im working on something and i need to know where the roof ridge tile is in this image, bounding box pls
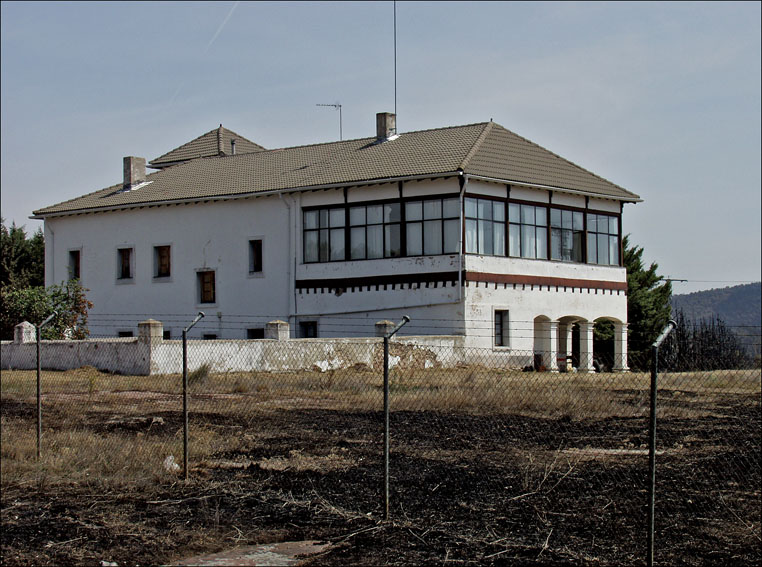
[458,121,494,171]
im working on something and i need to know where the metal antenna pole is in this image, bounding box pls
[316,103,343,140]
[394,0,397,118]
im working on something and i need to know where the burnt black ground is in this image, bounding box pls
[2,401,760,566]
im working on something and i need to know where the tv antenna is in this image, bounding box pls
[316,103,342,140]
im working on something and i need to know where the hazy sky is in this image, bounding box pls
[1,1,760,294]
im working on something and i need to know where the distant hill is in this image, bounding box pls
[671,282,761,328]
[671,282,761,356]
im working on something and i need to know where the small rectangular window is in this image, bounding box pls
[203,334,217,340]
[249,240,263,273]
[494,310,509,347]
[69,250,81,280]
[154,245,171,278]
[247,328,265,339]
[198,270,216,304]
[163,330,171,340]
[299,321,317,338]
[118,331,134,338]
[117,248,133,279]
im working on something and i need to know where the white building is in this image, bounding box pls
[33,114,639,371]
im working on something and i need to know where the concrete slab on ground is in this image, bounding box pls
[170,540,331,566]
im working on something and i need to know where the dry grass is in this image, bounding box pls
[2,365,759,489]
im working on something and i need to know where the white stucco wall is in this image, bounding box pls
[45,195,293,339]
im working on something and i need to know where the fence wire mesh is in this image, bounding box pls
[1,335,760,565]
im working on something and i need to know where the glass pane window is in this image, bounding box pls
[406,201,422,221]
[509,204,547,259]
[406,197,460,256]
[198,271,215,304]
[443,219,459,253]
[117,248,133,279]
[350,227,366,259]
[465,197,505,257]
[367,225,383,259]
[154,245,171,278]
[406,223,423,256]
[494,310,509,347]
[303,207,346,263]
[587,212,620,265]
[550,207,584,262]
[347,202,402,259]
[385,224,401,257]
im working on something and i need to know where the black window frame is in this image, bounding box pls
[587,212,620,266]
[117,247,133,280]
[550,208,584,263]
[465,196,507,256]
[494,310,509,347]
[249,239,263,273]
[154,245,171,278]
[299,321,318,338]
[68,250,81,280]
[197,270,216,304]
[247,328,265,339]
[405,196,460,256]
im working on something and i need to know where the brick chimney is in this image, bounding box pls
[376,112,397,142]
[123,156,146,188]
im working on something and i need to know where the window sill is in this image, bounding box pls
[116,278,135,285]
[153,276,173,283]
[247,271,265,279]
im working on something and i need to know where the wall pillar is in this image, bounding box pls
[547,321,559,373]
[138,319,163,345]
[14,321,36,344]
[265,320,290,340]
[579,321,596,373]
[613,322,629,372]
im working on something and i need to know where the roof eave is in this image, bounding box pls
[464,173,642,203]
[31,171,463,220]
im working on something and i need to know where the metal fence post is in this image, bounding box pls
[648,320,676,567]
[35,312,57,461]
[383,315,410,520]
[182,312,205,480]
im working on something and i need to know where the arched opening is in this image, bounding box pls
[533,315,551,371]
[593,317,626,372]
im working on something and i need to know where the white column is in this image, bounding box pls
[613,322,629,372]
[579,321,595,373]
[547,321,559,373]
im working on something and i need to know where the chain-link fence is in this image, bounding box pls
[1,328,760,565]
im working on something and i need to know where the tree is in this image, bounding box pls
[1,219,91,340]
[661,308,751,370]
[0,279,93,340]
[622,235,673,357]
[1,219,45,288]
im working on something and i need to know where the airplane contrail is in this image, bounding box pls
[205,1,240,53]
